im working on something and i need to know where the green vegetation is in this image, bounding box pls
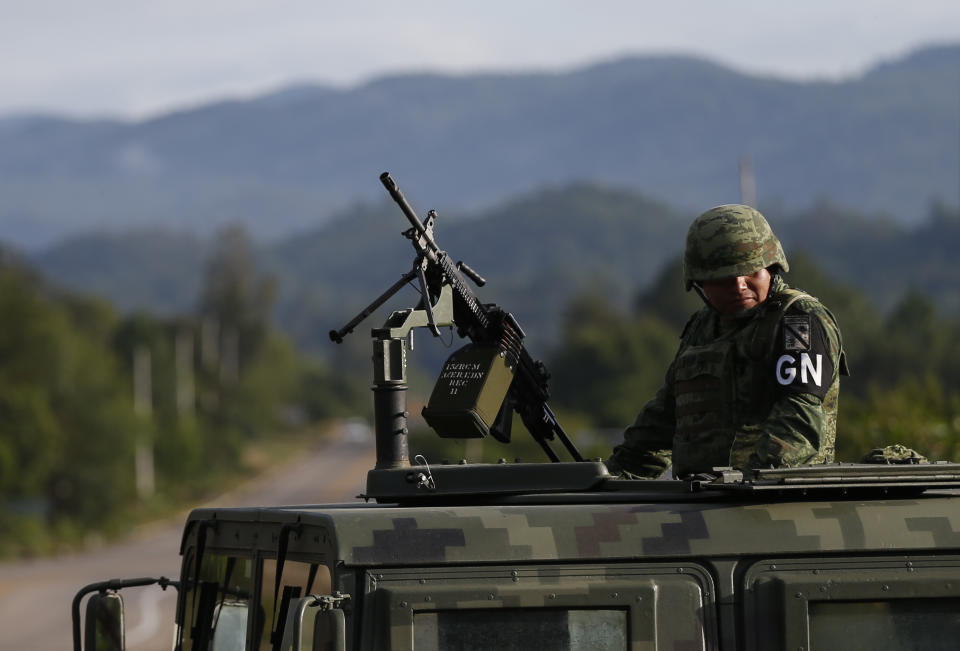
[0,227,368,558]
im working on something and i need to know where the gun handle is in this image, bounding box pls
[456,261,486,287]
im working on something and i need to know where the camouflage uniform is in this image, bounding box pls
[608,205,848,479]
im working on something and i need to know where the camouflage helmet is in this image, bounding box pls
[683,204,788,290]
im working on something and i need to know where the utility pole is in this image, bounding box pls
[220,326,239,385]
[201,317,219,372]
[133,345,155,500]
[201,317,219,410]
[175,328,195,416]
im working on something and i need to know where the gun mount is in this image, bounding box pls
[330,172,583,469]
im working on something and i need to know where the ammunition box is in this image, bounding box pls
[421,344,514,438]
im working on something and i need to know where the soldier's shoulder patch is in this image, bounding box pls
[774,312,833,400]
[782,314,811,351]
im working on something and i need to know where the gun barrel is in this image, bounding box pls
[380,172,439,258]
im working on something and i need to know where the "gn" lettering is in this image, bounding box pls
[776,353,823,387]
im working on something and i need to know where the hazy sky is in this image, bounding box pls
[5,1,960,119]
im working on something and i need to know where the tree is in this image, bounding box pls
[0,267,137,536]
[550,294,677,427]
[198,223,277,372]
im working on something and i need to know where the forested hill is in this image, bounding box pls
[29,184,960,356]
[2,44,959,248]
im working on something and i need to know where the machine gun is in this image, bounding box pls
[331,173,583,466]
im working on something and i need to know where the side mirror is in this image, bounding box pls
[310,609,346,651]
[72,576,179,651]
[84,592,125,651]
[282,594,348,651]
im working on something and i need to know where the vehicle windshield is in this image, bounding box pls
[178,551,254,651]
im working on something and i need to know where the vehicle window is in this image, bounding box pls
[257,558,332,651]
[371,562,714,651]
[413,607,627,651]
[809,598,960,649]
[744,556,960,651]
[179,552,255,651]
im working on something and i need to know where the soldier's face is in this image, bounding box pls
[701,268,771,314]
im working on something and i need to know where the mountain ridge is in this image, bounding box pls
[2,44,958,248]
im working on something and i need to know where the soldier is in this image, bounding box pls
[607,204,848,479]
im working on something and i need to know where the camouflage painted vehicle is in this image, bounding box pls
[75,460,960,650]
[72,176,960,649]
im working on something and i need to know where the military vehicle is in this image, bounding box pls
[74,176,960,651]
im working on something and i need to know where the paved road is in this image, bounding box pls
[0,433,374,651]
